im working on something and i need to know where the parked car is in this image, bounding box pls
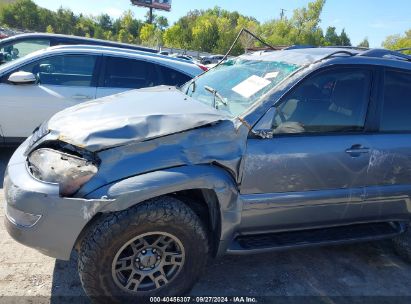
[0,33,158,64]
[169,53,209,71]
[0,45,202,145]
[170,54,193,61]
[5,47,411,300]
[0,27,19,40]
[201,54,225,65]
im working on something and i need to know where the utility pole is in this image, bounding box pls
[280,8,286,20]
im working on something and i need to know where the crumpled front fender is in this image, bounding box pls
[87,165,243,247]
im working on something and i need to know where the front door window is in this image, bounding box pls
[272,68,371,135]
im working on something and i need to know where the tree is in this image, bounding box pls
[191,14,219,52]
[38,8,56,32]
[357,37,370,48]
[140,23,161,46]
[104,30,114,41]
[120,10,140,36]
[236,16,260,51]
[163,12,197,49]
[214,16,236,54]
[55,7,77,34]
[290,0,326,45]
[261,0,327,47]
[162,7,259,55]
[116,10,142,43]
[97,14,112,31]
[383,30,411,53]
[46,24,54,33]
[324,26,340,45]
[163,24,187,49]
[156,16,169,31]
[93,26,104,39]
[75,15,96,37]
[0,0,40,30]
[339,29,351,46]
[0,0,357,55]
[261,19,293,46]
[118,28,133,43]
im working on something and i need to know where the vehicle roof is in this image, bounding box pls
[239,47,411,70]
[0,44,202,76]
[240,47,362,66]
[0,32,157,53]
[51,44,197,66]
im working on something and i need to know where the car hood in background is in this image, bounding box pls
[47,86,230,151]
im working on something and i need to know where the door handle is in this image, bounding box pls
[72,94,92,100]
[345,144,370,156]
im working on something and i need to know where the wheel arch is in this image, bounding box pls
[76,165,242,256]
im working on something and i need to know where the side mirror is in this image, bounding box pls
[8,71,37,85]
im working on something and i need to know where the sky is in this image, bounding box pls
[33,0,411,47]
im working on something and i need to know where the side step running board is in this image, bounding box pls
[227,222,406,255]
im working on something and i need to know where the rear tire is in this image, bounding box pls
[392,224,411,262]
[78,196,209,303]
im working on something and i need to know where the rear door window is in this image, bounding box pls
[102,56,159,89]
[380,70,411,132]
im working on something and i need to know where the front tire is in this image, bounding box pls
[78,196,209,302]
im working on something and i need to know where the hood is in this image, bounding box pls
[47,86,229,151]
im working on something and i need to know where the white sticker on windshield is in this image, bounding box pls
[264,71,279,79]
[232,75,271,98]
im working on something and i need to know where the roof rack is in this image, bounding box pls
[279,45,411,64]
[312,50,357,65]
[359,49,411,62]
[320,45,370,51]
[282,45,369,51]
[395,48,411,53]
[284,45,315,50]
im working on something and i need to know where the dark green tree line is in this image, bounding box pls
[0,0,160,45]
[0,0,377,54]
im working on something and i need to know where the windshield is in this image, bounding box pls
[0,46,48,73]
[0,39,50,64]
[181,58,300,117]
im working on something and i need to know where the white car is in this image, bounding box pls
[200,55,225,65]
[0,45,203,145]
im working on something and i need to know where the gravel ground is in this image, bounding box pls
[1,147,411,303]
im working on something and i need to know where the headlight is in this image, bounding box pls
[28,148,98,196]
[27,121,50,151]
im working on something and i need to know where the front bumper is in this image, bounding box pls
[4,140,112,260]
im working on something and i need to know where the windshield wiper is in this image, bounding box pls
[204,85,228,109]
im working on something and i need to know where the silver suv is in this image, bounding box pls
[4,47,411,301]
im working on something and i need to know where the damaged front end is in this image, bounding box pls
[4,138,113,260]
[4,86,248,260]
[27,145,99,196]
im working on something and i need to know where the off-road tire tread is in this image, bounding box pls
[78,196,209,302]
